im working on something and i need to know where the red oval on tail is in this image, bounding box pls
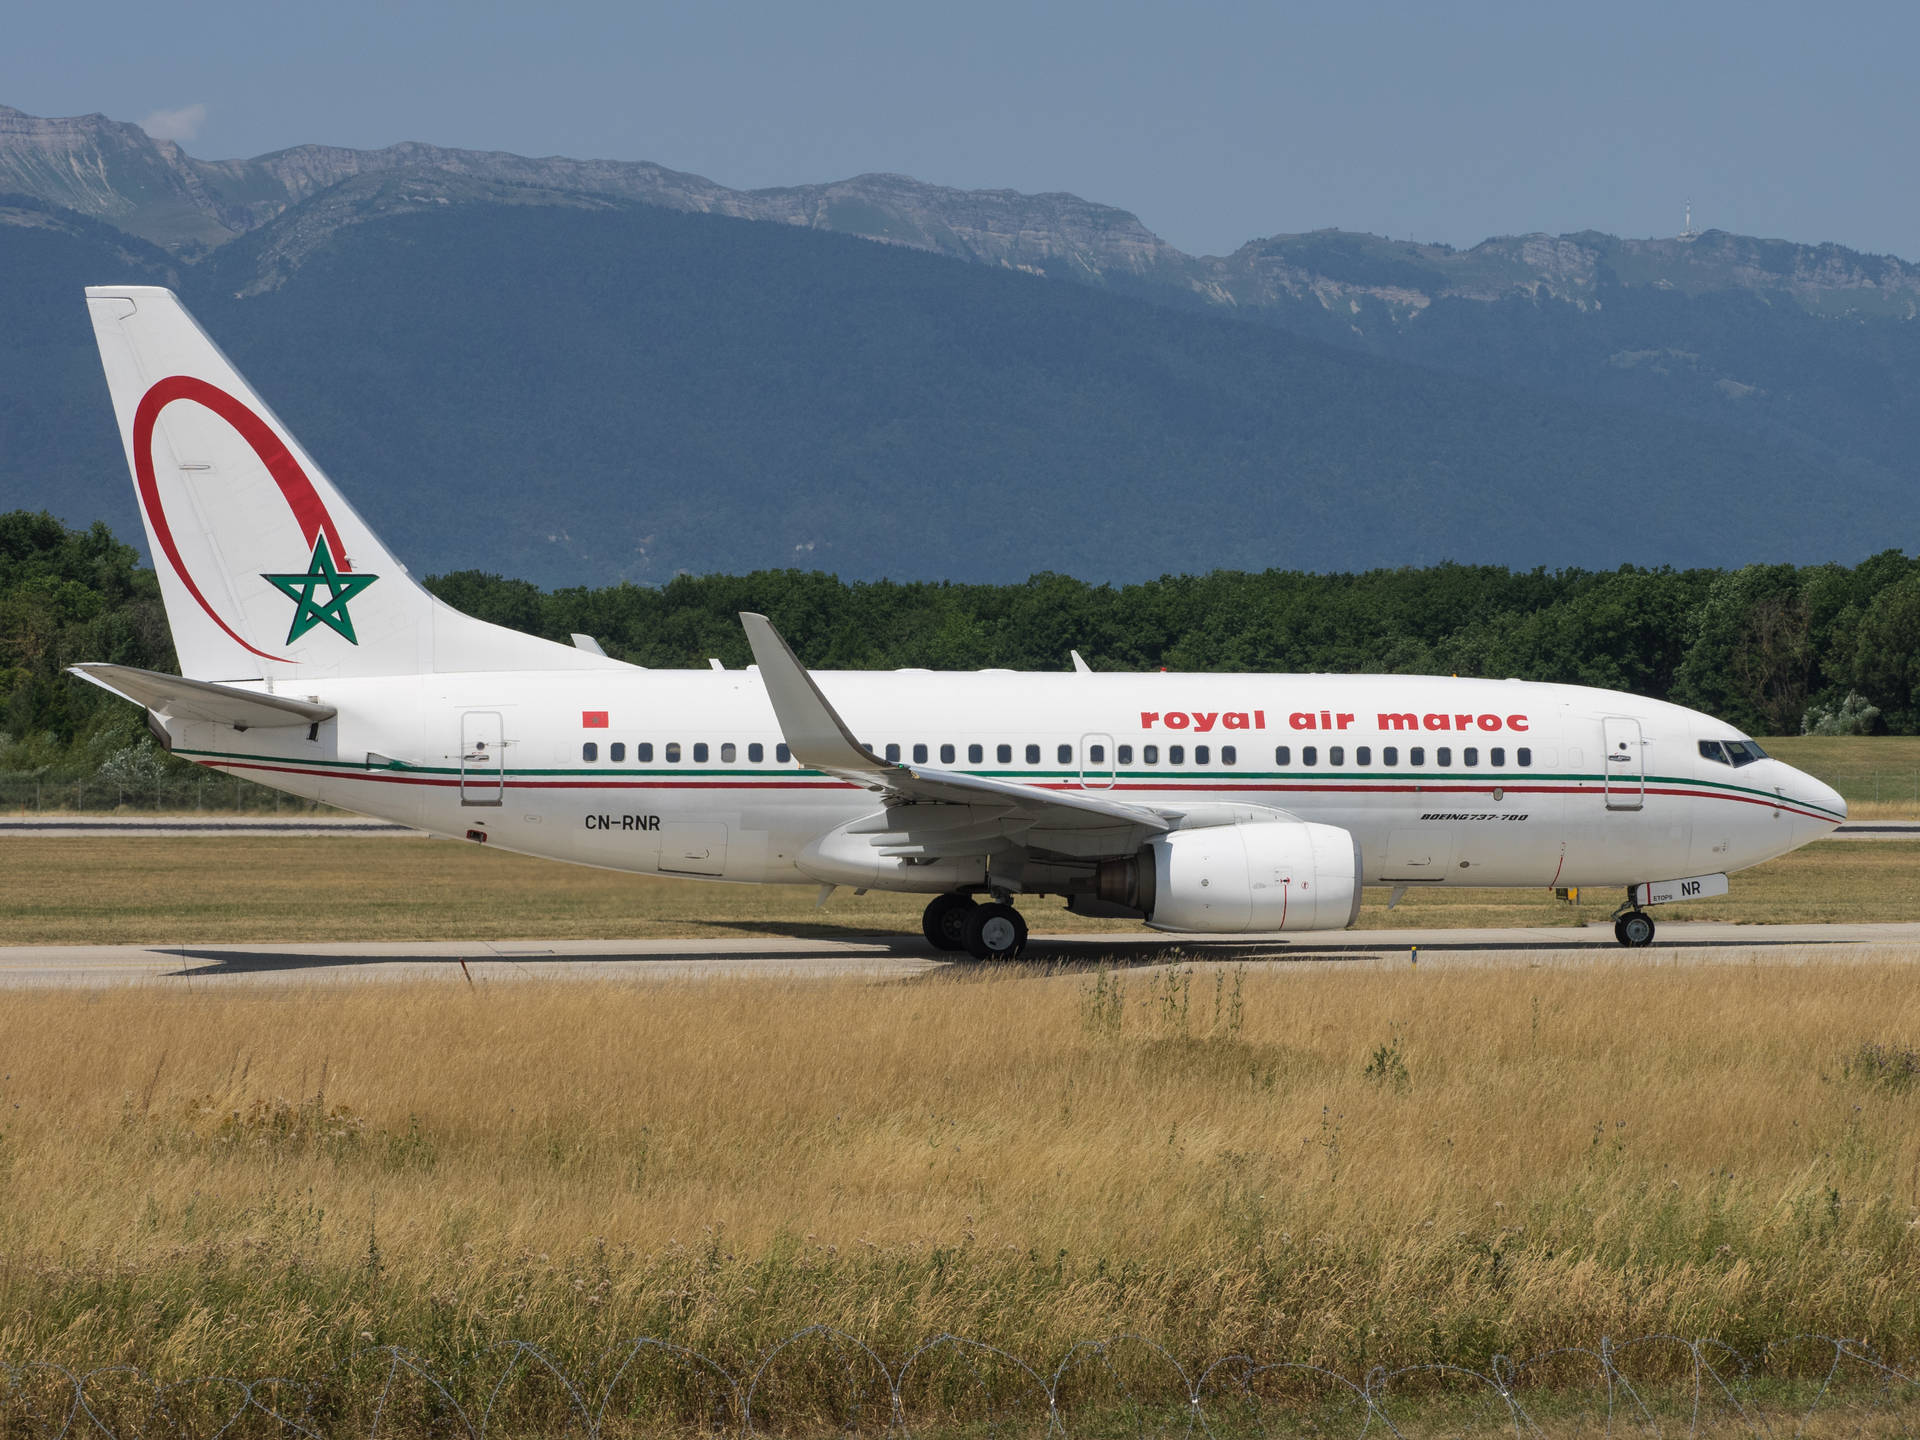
[132,376,351,664]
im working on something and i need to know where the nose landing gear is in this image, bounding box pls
[1613,908,1656,947]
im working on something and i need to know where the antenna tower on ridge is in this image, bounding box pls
[1680,200,1698,240]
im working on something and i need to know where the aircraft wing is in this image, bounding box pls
[740,612,1174,847]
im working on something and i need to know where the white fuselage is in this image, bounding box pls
[171,668,1845,898]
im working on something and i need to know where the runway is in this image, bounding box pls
[3,921,1918,987]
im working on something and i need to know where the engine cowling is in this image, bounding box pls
[1117,821,1362,933]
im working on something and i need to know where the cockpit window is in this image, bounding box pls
[1698,740,1729,765]
[1723,740,1766,767]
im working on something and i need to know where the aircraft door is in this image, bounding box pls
[1079,733,1116,789]
[1602,716,1644,811]
[460,711,504,806]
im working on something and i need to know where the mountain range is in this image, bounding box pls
[2,104,1916,585]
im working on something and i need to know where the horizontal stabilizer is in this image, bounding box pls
[68,663,335,729]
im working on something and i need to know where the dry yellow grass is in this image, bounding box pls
[3,835,1919,945]
[2,959,1919,1400]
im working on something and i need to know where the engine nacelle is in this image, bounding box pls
[1124,821,1362,933]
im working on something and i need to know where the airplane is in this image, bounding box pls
[69,286,1848,960]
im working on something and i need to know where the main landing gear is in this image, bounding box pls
[921,893,1028,962]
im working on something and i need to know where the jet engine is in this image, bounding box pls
[1092,821,1362,933]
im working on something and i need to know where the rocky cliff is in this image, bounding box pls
[0,105,1184,281]
[11,104,1915,321]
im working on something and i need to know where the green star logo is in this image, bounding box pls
[261,533,379,645]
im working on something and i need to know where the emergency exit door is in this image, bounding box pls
[460,711,504,806]
[1602,716,1644,811]
[1078,733,1116,789]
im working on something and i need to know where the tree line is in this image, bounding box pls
[4,510,1918,795]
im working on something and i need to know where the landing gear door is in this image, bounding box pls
[460,711,504,806]
[1602,716,1644,811]
[1079,733,1116,790]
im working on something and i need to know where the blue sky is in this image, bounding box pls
[7,0,1917,259]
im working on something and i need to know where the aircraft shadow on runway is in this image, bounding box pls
[156,928,1820,977]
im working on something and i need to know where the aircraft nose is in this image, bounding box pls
[1788,766,1846,831]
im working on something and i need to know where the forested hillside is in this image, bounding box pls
[4,189,1899,588]
[6,512,1917,806]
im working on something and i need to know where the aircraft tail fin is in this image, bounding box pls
[84,285,617,682]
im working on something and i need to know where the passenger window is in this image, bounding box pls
[582,742,598,762]
[1274,745,1291,765]
[720,742,736,763]
[997,744,1012,764]
[748,742,763,762]
[1222,745,1236,765]
[1144,744,1159,764]
[1169,745,1185,764]
[1464,747,1478,767]
[693,742,709,763]
[1490,747,1504,766]
[1057,743,1073,764]
[776,743,791,763]
[1303,746,1317,765]
[1090,744,1105,763]
[967,744,982,764]
[1437,747,1452,767]
[1517,747,1531,767]
[1025,744,1041,764]
[939,744,954,764]
[1195,745,1210,764]
[666,743,681,763]
[913,743,928,763]
[1329,746,1343,765]
[1118,744,1133,764]
[1383,746,1398,765]
[610,742,625,762]
[1356,746,1371,765]
[1411,746,1425,766]
[885,743,901,762]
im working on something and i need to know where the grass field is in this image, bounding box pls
[1,960,1919,1431]
[1760,735,1920,818]
[2,834,1918,945]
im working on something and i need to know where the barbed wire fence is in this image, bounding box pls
[6,1331,1918,1439]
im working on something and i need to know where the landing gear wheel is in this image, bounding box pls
[1616,911,1655,948]
[921,893,976,952]
[963,902,1028,962]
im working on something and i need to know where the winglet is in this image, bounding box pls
[739,613,884,775]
